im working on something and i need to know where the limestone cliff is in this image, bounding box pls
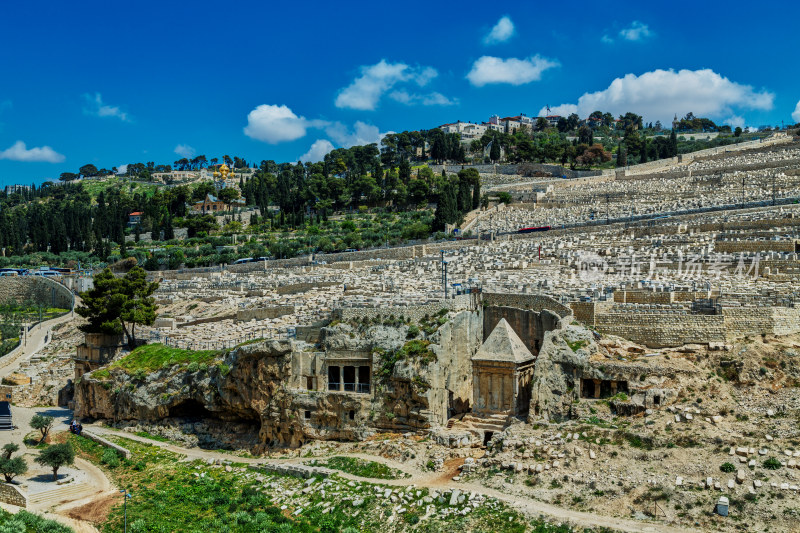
[528,323,599,422]
[73,310,483,451]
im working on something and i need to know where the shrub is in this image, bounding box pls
[101,448,121,468]
[406,325,420,339]
[720,462,736,473]
[763,457,782,470]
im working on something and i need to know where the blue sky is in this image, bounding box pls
[1,0,798,185]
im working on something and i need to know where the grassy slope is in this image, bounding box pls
[65,433,598,533]
[107,343,224,373]
[0,509,72,532]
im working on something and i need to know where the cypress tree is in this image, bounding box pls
[490,139,500,163]
[640,139,648,164]
[163,216,174,240]
[669,130,678,157]
[472,179,481,210]
[617,144,627,167]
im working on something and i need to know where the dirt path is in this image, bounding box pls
[88,425,696,533]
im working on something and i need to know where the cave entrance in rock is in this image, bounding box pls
[169,399,213,419]
[483,431,493,447]
[581,379,595,398]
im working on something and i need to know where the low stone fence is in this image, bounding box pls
[276,282,338,295]
[0,482,26,507]
[250,463,331,479]
[713,240,796,254]
[177,314,236,328]
[236,306,295,322]
[81,430,132,459]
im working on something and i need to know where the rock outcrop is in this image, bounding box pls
[74,310,484,451]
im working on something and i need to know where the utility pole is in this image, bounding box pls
[772,174,776,206]
[443,261,449,300]
[120,489,132,532]
[741,175,746,209]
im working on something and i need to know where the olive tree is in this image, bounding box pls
[36,443,75,481]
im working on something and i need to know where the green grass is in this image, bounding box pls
[566,339,588,352]
[135,430,170,442]
[307,456,407,479]
[108,343,224,373]
[66,432,567,533]
[91,368,111,380]
[0,509,72,532]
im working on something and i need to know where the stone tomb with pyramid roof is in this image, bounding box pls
[471,318,536,417]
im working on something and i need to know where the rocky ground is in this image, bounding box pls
[99,332,800,532]
[8,318,84,408]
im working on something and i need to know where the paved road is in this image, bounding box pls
[0,311,107,532]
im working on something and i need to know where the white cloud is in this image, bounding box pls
[389,90,459,106]
[538,104,578,117]
[83,93,130,122]
[325,121,383,148]
[243,104,328,144]
[792,100,800,123]
[174,144,196,158]
[298,139,335,163]
[601,34,614,44]
[116,164,128,175]
[484,16,515,45]
[619,21,652,41]
[725,115,745,129]
[0,140,65,163]
[335,60,440,110]
[467,55,559,87]
[540,68,774,124]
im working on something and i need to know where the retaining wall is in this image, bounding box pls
[177,314,236,328]
[81,430,132,459]
[236,306,296,322]
[332,295,475,323]
[0,276,73,310]
[482,292,572,318]
[713,240,796,254]
[595,312,727,348]
[0,483,26,507]
[431,163,601,179]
